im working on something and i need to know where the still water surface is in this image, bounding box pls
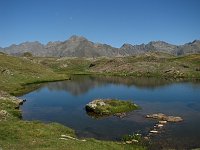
[21,76,200,149]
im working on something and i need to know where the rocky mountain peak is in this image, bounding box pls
[148,41,170,46]
[46,41,61,47]
[68,35,88,42]
[120,43,134,49]
[191,40,200,44]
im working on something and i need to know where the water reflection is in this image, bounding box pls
[20,76,200,149]
[45,75,199,96]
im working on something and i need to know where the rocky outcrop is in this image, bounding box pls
[0,91,26,120]
[0,91,25,106]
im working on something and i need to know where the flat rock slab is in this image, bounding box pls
[146,113,183,122]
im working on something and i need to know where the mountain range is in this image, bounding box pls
[0,35,200,57]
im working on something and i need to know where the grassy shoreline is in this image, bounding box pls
[0,53,145,149]
[0,91,145,150]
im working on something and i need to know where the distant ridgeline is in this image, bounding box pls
[0,35,200,57]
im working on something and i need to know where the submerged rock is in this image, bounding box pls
[114,112,126,118]
[159,120,167,124]
[157,124,164,128]
[146,113,183,138]
[150,130,159,134]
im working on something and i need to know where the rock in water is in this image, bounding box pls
[150,130,159,133]
[114,112,126,118]
[85,99,139,117]
[146,113,183,122]
[157,124,164,128]
[159,120,167,124]
[167,116,183,122]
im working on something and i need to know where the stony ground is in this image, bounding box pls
[36,52,200,79]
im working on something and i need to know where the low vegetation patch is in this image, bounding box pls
[122,133,142,143]
[85,99,140,117]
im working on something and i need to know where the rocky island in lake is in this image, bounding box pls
[85,99,140,117]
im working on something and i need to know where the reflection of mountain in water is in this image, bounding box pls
[46,76,105,96]
[45,76,199,96]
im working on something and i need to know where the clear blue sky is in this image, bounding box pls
[0,0,200,48]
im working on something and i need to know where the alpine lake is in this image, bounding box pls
[20,75,200,149]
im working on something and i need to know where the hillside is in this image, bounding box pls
[0,36,200,57]
[37,52,200,79]
[0,53,68,95]
[89,53,200,78]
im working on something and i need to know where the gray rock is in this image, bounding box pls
[0,110,8,120]
[86,99,106,109]
[146,113,183,122]
[114,112,126,118]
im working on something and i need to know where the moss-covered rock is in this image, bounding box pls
[85,99,140,117]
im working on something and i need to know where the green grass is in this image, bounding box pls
[0,53,69,95]
[38,57,92,75]
[122,133,142,143]
[86,99,140,116]
[0,121,145,150]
